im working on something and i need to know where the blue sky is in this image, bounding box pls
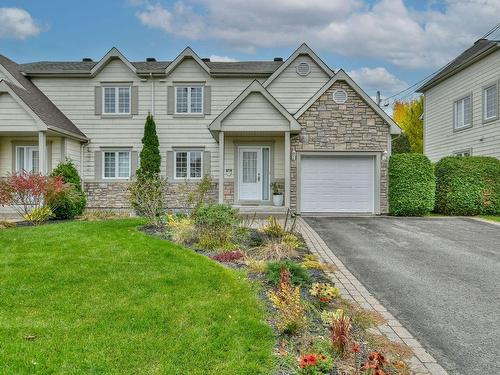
[1,0,499,106]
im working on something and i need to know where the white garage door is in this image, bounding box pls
[300,156,375,213]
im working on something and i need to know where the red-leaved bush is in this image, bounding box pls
[0,171,68,217]
[211,250,245,263]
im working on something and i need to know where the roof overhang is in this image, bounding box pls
[0,80,88,141]
[209,80,301,138]
[263,43,335,88]
[294,70,401,135]
[90,47,137,77]
[417,42,500,92]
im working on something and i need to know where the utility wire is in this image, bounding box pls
[380,21,500,107]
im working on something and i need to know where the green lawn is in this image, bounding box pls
[0,220,274,375]
[480,215,500,222]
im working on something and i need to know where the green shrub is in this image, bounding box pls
[435,156,500,215]
[136,114,161,180]
[49,160,86,219]
[193,203,241,250]
[266,260,311,286]
[389,154,435,216]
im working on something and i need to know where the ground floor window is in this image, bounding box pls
[16,146,40,173]
[103,151,131,179]
[454,149,472,157]
[175,150,203,179]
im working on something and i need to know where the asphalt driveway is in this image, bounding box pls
[304,217,500,375]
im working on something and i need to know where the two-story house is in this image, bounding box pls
[418,39,500,161]
[0,44,400,215]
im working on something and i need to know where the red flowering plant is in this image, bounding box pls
[211,250,245,263]
[297,353,333,375]
[360,351,390,375]
[0,171,69,224]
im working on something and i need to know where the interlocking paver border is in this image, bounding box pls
[296,217,448,375]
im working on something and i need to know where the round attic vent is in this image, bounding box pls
[296,62,310,76]
[333,89,348,104]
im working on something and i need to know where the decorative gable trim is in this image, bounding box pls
[263,43,334,88]
[164,47,211,77]
[209,80,301,137]
[294,70,401,135]
[0,80,47,130]
[90,47,137,77]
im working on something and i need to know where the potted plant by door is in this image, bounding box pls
[271,182,284,206]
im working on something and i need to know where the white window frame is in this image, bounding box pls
[453,94,472,130]
[174,150,203,180]
[174,86,204,114]
[102,86,131,115]
[482,83,498,122]
[15,145,44,173]
[102,150,131,180]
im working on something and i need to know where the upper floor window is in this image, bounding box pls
[174,150,202,179]
[103,150,131,179]
[454,95,472,130]
[483,84,498,121]
[175,86,203,114]
[103,86,131,115]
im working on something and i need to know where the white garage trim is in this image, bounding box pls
[297,151,382,215]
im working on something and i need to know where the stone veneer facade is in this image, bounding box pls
[291,80,390,213]
[85,181,217,210]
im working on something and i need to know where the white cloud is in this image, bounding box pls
[209,55,238,62]
[0,7,42,39]
[348,67,408,96]
[133,0,500,69]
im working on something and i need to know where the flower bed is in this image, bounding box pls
[145,207,414,374]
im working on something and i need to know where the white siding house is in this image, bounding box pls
[419,39,500,161]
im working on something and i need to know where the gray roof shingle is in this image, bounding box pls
[417,39,500,92]
[20,60,284,75]
[0,55,87,139]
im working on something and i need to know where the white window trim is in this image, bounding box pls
[174,86,204,115]
[15,145,43,173]
[102,86,131,115]
[174,150,203,180]
[102,150,131,180]
[482,83,498,122]
[453,94,472,130]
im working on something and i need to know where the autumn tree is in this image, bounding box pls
[392,96,424,153]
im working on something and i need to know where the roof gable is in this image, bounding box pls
[294,70,401,135]
[209,80,301,135]
[0,80,46,129]
[164,47,210,77]
[90,47,137,77]
[263,43,334,88]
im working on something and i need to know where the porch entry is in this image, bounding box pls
[238,146,270,201]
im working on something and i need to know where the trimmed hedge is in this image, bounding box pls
[434,156,500,215]
[389,154,435,216]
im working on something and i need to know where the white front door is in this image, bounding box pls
[239,147,262,200]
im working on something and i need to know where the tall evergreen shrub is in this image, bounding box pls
[136,114,161,180]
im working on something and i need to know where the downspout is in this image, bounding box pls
[150,72,154,115]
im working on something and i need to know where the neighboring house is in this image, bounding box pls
[0,44,400,215]
[418,39,500,161]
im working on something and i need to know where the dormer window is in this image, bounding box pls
[175,86,203,114]
[103,86,131,115]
